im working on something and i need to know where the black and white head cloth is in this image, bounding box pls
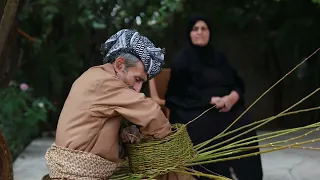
[101,29,165,80]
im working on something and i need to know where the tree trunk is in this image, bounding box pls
[0,0,20,59]
[0,0,20,87]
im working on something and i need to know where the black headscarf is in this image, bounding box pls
[186,13,214,45]
[181,13,224,68]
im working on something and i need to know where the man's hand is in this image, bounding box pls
[120,125,141,143]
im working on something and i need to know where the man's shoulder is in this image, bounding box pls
[80,64,116,80]
[70,64,119,90]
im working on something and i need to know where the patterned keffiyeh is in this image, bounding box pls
[101,29,165,80]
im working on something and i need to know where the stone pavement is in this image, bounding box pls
[13,130,320,180]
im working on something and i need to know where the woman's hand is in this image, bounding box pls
[219,91,240,112]
[210,91,240,112]
[210,97,225,109]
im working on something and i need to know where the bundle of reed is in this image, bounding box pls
[110,48,320,180]
[111,112,320,179]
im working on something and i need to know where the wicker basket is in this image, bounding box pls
[0,131,13,180]
[125,123,195,176]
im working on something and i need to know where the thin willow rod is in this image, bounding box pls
[195,123,320,158]
[184,106,216,126]
[272,145,320,150]
[193,142,296,163]
[194,128,320,163]
[110,175,131,180]
[194,145,268,163]
[187,137,320,166]
[109,174,132,180]
[177,166,228,179]
[207,122,320,155]
[192,137,318,164]
[216,48,319,136]
[194,106,320,150]
[172,169,231,180]
[198,165,227,178]
[110,171,136,180]
[223,122,320,148]
[196,87,320,153]
[196,88,320,152]
[193,125,320,162]
[194,107,316,151]
[120,106,320,179]
[110,172,144,180]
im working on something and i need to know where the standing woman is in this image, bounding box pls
[165,14,263,180]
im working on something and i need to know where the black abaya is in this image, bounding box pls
[165,14,263,180]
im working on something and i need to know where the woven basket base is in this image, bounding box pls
[125,123,195,177]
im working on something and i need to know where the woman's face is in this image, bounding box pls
[190,20,210,47]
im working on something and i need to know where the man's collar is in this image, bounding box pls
[102,63,117,76]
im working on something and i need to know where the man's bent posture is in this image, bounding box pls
[45,29,172,179]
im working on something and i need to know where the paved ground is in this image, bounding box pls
[13,130,320,180]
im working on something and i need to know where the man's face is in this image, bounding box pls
[113,57,147,92]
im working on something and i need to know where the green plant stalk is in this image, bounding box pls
[183,166,233,179]
[194,126,320,162]
[110,175,131,180]
[215,48,319,137]
[110,174,144,180]
[271,145,320,150]
[196,88,320,153]
[192,139,314,165]
[226,124,320,148]
[73,126,320,180]
[195,123,320,158]
[184,106,216,126]
[201,122,320,157]
[187,137,320,166]
[194,106,320,150]
[172,169,231,180]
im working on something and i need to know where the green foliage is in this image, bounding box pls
[16,0,183,124]
[0,82,55,159]
[13,0,319,132]
[312,0,320,4]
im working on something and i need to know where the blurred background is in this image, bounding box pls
[0,0,319,179]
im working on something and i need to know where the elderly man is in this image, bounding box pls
[45,29,175,179]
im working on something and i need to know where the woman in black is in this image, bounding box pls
[165,14,263,180]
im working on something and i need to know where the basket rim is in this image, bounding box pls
[126,123,187,147]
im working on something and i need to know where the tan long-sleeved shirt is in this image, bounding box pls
[55,63,171,163]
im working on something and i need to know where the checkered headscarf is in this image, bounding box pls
[101,29,165,80]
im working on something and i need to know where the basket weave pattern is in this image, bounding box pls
[125,124,195,176]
